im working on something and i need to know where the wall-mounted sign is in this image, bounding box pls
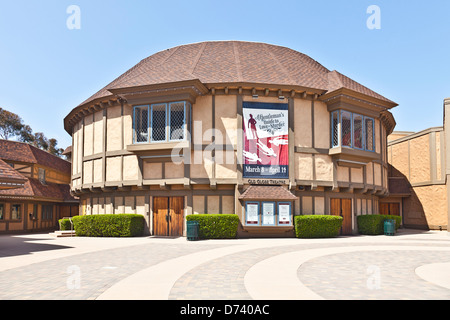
[262,202,276,226]
[245,178,288,186]
[244,201,293,227]
[278,202,291,225]
[246,202,259,225]
[243,102,289,179]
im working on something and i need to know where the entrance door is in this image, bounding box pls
[330,198,353,235]
[153,197,184,236]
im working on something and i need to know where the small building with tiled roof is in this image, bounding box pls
[64,41,397,237]
[0,140,78,233]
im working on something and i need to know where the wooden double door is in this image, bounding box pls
[153,197,184,236]
[380,203,400,216]
[330,198,353,235]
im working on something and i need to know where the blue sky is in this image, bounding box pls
[0,0,449,149]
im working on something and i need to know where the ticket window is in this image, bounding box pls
[245,201,292,226]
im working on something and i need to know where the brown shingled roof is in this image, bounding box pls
[239,185,298,201]
[77,41,395,108]
[0,177,77,202]
[0,159,26,189]
[0,140,71,174]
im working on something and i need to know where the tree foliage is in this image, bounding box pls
[0,107,65,157]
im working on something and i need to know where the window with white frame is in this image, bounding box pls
[133,101,188,143]
[331,110,375,152]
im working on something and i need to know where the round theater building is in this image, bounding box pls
[64,41,397,237]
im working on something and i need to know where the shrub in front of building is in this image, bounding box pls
[357,214,401,235]
[59,218,73,231]
[72,214,145,237]
[186,214,239,239]
[294,215,343,238]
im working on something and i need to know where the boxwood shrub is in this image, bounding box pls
[72,214,145,237]
[294,215,343,238]
[186,214,239,239]
[357,214,401,235]
[59,218,73,231]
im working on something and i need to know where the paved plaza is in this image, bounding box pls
[0,229,450,300]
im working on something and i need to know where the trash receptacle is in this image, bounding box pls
[186,221,199,241]
[384,219,396,236]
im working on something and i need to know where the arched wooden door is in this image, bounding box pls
[330,198,353,235]
[153,197,184,236]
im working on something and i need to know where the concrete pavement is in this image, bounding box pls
[0,229,449,300]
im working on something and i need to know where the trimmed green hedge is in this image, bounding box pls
[357,214,401,235]
[186,214,239,239]
[59,218,73,231]
[72,214,145,237]
[294,215,343,238]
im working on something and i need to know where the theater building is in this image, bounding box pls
[0,140,78,233]
[64,41,397,237]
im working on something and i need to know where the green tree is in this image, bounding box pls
[0,107,66,158]
[0,108,24,140]
[48,138,64,157]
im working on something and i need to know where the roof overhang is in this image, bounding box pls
[320,87,398,110]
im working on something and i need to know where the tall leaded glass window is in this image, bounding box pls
[169,102,185,141]
[330,110,375,152]
[353,114,363,149]
[331,111,340,147]
[151,103,167,142]
[365,117,375,151]
[134,106,149,143]
[341,111,352,147]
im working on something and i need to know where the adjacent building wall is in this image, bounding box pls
[388,127,447,229]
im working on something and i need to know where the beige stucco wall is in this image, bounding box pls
[315,154,333,181]
[106,157,121,182]
[409,134,430,184]
[351,167,363,184]
[84,115,93,157]
[143,162,162,179]
[404,184,447,228]
[165,161,184,179]
[294,99,312,148]
[123,155,139,181]
[107,105,122,152]
[192,95,212,144]
[301,196,313,214]
[295,154,313,180]
[123,105,133,149]
[193,195,204,214]
[215,95,237,147]
[337,166,349,182]
[390,140,409,178]
[93,111,103,155]
[191,150,213,179]
[215,150,237,179]
[314,101,330,149]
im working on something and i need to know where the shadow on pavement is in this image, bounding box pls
[0,235,73,258]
